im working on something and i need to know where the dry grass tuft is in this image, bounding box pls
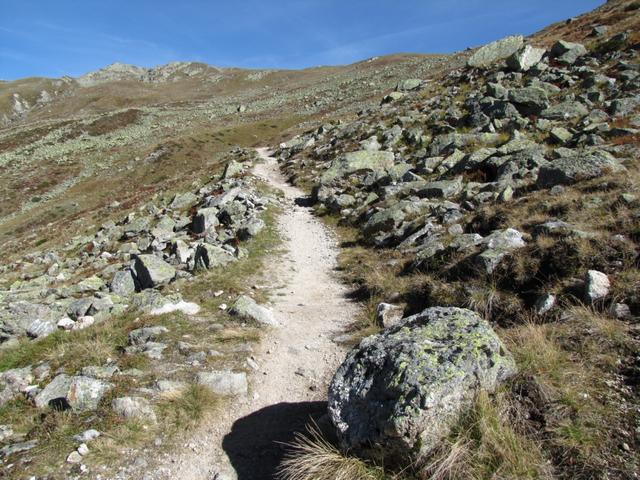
[278,425,385,480]
[422,392,551,480]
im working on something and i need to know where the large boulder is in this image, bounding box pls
[467,35,524,68]
[328,307,516,465]
[537,152,625,188]
[320,151,395,185]
[34,375,112,412]
[133,254,176,289]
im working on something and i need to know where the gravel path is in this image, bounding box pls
[140,148,358,480]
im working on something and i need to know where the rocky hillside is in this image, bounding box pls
[275,6,640,480]
[0,0,639,479]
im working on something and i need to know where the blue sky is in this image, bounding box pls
[1,0,603,80]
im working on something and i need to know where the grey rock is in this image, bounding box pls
[192,207,220,234]
[375,303,404,328]
[0,367,33,406]
[416,178,464,199]
[540,101,588,120]
[507,45,545,71]
[611,303,631,320]
[169,192,198,210]
[381,92,405,104]
[194,243,235,270]
[550,40,587,65]
[237,217,265,240]
[508,87,549,115]
[133,254,176,289]
[396,79,422,91]
[481,228,526,250]
[537,152,625,188]
[0,425,13,442]
[196,371,248,396]
[68,297,94,319]
[112,396,157,423]
[80,365,119,380]
[610,97,640,117]
[26,319,56,338]
[34,374,112,412]
[585,270,610,302]
[320,151,395,184]
[550,127,573,144]
[534,293,557,315]
[1,440,38,457]
[73,429,101,443]
[328,307,516,465]
[110,269,137,296]
[468,35,524,68]
[229,295,278,326]
[128,326,168,345]
[222,160,245,179]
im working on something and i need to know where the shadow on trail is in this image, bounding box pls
[222,401,328,480]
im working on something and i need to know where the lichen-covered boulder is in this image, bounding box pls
[110,269,137,296]
[537,152,625,188]
[320,151,395,185]
[328,307,516,465]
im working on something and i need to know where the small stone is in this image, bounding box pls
[112,396,157,423]
[77,443,89,456]
[0,425,13,442]
[57,317,75,330]
[534,294,556,315]
[67,451,82,463]
[585,270,610,302]
[73,429,101,443]
[611,303,631,320]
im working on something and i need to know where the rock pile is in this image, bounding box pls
[0,150,268,345]
[277,32,637,282]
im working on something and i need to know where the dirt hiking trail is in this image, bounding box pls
[144,148,359,480]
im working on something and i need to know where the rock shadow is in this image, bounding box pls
[222,401,328,480]
[293,196,314,208]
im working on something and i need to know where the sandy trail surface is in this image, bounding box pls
[142,148,358,480]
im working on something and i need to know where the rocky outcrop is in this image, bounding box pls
[328,307,516,465]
